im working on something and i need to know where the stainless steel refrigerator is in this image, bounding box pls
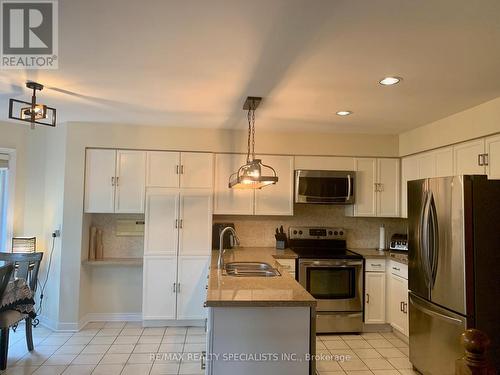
[408,175,500,375]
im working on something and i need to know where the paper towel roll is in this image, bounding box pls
[378,225,385,250]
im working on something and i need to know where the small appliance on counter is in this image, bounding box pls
[274,225,287,249]
[212,223,235,249]
[389,233,408,251]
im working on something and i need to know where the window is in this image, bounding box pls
[0,154,9,251]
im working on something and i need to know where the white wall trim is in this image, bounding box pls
[77,313,143,331]
[0,147,16,252]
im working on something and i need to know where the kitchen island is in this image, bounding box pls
[205,247,316,375]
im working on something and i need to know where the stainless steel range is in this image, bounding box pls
[289,226,363,333]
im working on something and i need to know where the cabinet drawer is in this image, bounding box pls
[365,258,386,272]
[389,260,408,280]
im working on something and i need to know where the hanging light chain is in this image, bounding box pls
[247,107,252,163]
[251,105,256,160]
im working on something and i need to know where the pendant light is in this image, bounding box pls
[8,81,56,129]
[229,96,278,189]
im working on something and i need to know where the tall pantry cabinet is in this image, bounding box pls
[142,152,214,324]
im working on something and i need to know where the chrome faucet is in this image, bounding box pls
[218,226,240,269]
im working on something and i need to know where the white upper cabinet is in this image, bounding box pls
[84,149,116,213]
[352,158,377,217]
[377,158,400,217]
[146,151,180,188]
[400,155,419,218]
[347,158,399,217]
[254,155,294,216]
[294,156,355,171]
[176,256,209,320]
[144,188,180,256]
[180,152,214,188]
[115,150,147,213]
[178,190,213,256]
[485,134,500,179]
[453,139,486,175]
[401,147,453,218]
[84,149,146,213]
[146,151,213,189]
[434,147,454,177]
[214,154,254,215]
[142,256,177,320]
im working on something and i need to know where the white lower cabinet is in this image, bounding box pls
[142,256,177,320]
[143,256,209,321]
[364,258,386,324]
[177,256,209,320]
[387,262,409,336]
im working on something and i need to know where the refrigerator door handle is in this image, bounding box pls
[420,191,433,288]
[428,193,439,288]
[410,294,463,325]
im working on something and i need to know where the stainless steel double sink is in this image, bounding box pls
[224,262,281,277]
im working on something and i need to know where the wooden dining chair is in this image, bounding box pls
[0,253,43,370]
[0,264,15,370]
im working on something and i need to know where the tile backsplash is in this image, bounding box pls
[89,214,144,259]
[215,204,407,249]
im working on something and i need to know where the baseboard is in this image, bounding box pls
[37,314,59,331]
[362,323,392,333]
[39,313,204,332]
[78,313,142,330]
[142,319,205,328]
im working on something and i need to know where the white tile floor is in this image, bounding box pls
[315,332,419,375]
[0,321,205,375]
[1,322,420,375]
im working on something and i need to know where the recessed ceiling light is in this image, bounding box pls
[336,110,352,116]
[379,76,402,86]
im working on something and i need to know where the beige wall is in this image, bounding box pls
[399,97,500,156]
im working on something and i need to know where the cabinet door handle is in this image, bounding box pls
[201,351,206,370]
[115,176,119,186]
[366,293,370,304]
[179,219,183,229]
[478,154,484,166]
[374,183,379,192]
[400,301,404,312]
[371,264,382,267]
[483,153,489,166]
[111,177,115,186]
[177,283,180,293]
[175,219,178,229]
[392,266,401,271]
[378,183,384,192]
[172,283,176,293]
[176,165,180,174]
[180,165,184,174]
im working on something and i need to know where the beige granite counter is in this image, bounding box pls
[350,248,408,265]
[206,247,315,308]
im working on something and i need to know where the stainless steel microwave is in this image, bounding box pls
[295,170,355,204]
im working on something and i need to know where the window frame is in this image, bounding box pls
[0,148,16,252]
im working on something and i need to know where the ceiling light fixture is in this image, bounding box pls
[229,96,278,189]
[379,76,402,86]
[9,81,56,129]
[336,110,352,116]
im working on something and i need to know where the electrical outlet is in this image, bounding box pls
[52,229,61,238]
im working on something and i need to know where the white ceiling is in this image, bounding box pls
[1,0,500,134]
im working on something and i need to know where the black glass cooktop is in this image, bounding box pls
[291,247,363,259]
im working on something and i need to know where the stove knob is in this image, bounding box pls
[328,231,333,235]
[298,230,303,235]
[293,230,297,235]
[339,231,344,236]
[334,231,338,236]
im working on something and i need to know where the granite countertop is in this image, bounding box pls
[205,247,315,308]
[350,248,408,265]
